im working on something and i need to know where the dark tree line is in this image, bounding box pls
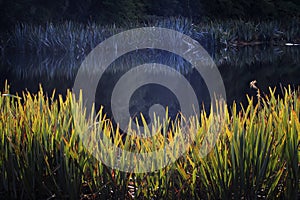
[0,0,299,29]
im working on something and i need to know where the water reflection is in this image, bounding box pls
[0,46,299,115]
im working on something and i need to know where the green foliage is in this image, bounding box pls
[0,82,299,199]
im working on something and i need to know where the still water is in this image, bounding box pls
[0,44,299,123]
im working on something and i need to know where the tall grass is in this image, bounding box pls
[2,17,300,54]
[6,17,201,54]
[0,82,299,199]
[196,18,300,46]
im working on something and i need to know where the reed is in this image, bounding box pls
[196,18,300,46]
[0,82,299,199]
[3,17,299,54]
[6,17,200,54]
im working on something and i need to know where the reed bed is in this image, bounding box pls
[196,18,300,46]
[2,17,300,54]
[0,83,299,199]
[5,17,201,55]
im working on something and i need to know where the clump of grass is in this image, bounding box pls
[0,82,299,199]
[6,17,199,54]
[196,18,300,46]
[3,17,300,54]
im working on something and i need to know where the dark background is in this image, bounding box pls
[1,0,300,30]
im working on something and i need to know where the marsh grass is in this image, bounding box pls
[196,18,300,46]
[0,82,299,199]
[2,17,300,54]
[5,17,201,55]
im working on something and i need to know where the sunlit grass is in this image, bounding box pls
[0,82,299,199]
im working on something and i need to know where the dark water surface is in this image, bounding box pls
[0,45,299,123]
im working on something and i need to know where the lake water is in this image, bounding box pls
[0,44,299,124]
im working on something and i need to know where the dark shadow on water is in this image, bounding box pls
[94,49,210,127]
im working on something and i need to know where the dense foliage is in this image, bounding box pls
[0,83,299,199]
[1,0,300,30]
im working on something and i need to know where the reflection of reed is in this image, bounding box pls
[7,53,80,80]
[3,46,300,80]
[6,49,196,79]
[215,46,300,66]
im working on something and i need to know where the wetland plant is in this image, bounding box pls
[0,83,299,199]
